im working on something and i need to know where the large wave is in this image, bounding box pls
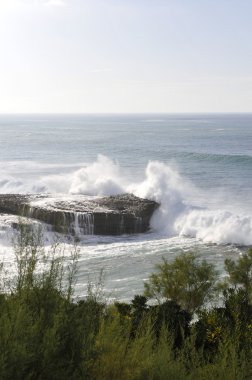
[0,155,251,245]
[128,159,252,246]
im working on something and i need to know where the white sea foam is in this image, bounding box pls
[128,160,252,245]
[128,161,189,234]
[176,210,252,245]
[69,155,125,196]
[0,155,251,246]
[0,177,47,194]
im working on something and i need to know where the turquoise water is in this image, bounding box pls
[0,114,251,300]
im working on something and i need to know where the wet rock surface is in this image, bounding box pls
[0,194,159,235]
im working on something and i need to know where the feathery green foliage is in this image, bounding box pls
[224,248,252,300]
[144,252,218,312]
[0,226,250,379]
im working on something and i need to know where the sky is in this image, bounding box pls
[0,0,252,113]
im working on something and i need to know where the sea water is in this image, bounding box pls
[0,114,251,300]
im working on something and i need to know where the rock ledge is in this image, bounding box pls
[0,194,159,235]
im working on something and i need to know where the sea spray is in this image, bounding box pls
[69,155,125,196]
[42,156,252,246]
[175,209,252,245]
[129,161,189,235]
[130,160,252,245]
[0,154,251,245]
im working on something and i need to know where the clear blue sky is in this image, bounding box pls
[0,0,252,113]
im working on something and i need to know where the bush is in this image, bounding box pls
[144,252,218,313]
[224,248,252,301]
[0,224,250,379]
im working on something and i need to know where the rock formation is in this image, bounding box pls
[0,194,159,236]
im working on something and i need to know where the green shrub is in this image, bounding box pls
[0,224,250,379]
[224,248,252,301]
[144,252,218,313]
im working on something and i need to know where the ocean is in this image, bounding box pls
[0,113,251,301]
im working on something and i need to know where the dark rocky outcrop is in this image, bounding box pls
[0,194,159,236]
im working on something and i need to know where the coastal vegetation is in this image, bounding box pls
[0,224,251,379]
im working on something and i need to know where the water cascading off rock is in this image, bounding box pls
[0,194,159,236]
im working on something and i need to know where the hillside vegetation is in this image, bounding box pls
[0,224,251,380]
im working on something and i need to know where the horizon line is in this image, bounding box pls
[1,111,252,116]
